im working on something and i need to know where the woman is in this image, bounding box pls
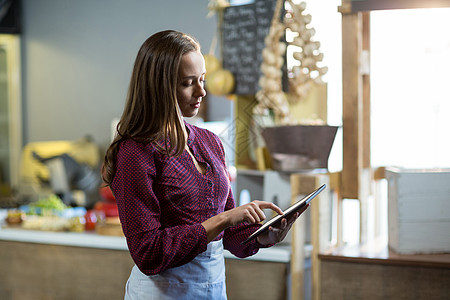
[102,30,306,300]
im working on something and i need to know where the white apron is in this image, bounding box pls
[124,240,227,300]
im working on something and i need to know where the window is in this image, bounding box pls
[371,8,450,169]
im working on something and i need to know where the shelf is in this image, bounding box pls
[319,238,450,269]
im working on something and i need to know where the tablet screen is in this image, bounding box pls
[241,183,326,245]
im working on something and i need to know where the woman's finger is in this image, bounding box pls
[284,204,309,224]
[253,200,283,215]
[252,202,268,221]
[281,218,288,229]
[243,202,265,223]
[286,211,301,224]
[243,211,256,224]
[268,226,280,233]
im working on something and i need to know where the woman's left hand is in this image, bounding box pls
[256,204,310,246]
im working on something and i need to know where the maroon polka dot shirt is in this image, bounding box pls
[111,122,267,275]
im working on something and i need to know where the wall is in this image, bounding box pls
[21,0,217,151]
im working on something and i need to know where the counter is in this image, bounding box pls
[318,239,450,299]
[0,227,292,263]
[0,227,299,300]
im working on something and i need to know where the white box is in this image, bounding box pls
[386,167,450,254]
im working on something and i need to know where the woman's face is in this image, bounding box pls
[177,50,207,118]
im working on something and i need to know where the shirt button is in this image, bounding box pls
[207,181,213,187]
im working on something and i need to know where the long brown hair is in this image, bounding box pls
[102,30,201,185]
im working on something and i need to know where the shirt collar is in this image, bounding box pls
[184,120,196,144]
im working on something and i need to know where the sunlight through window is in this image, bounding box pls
[371,8,450,169]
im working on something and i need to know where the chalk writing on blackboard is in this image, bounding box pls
[222,0,285,95]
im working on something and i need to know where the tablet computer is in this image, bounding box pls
[241,183,326,245]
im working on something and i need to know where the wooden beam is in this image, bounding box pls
[290,174,316,300]
[340,1,372,201]
[351,0,450,12]
[362,12,371,170]
[359,12,372,244]
[341,11,362,199]
[290,174,307,300]
[291,173,332,300]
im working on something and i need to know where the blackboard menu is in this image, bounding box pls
[221,0,282,95]
[0,0,20,33]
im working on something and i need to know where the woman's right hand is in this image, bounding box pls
[222,200,283,227]
[201,200,283,243]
